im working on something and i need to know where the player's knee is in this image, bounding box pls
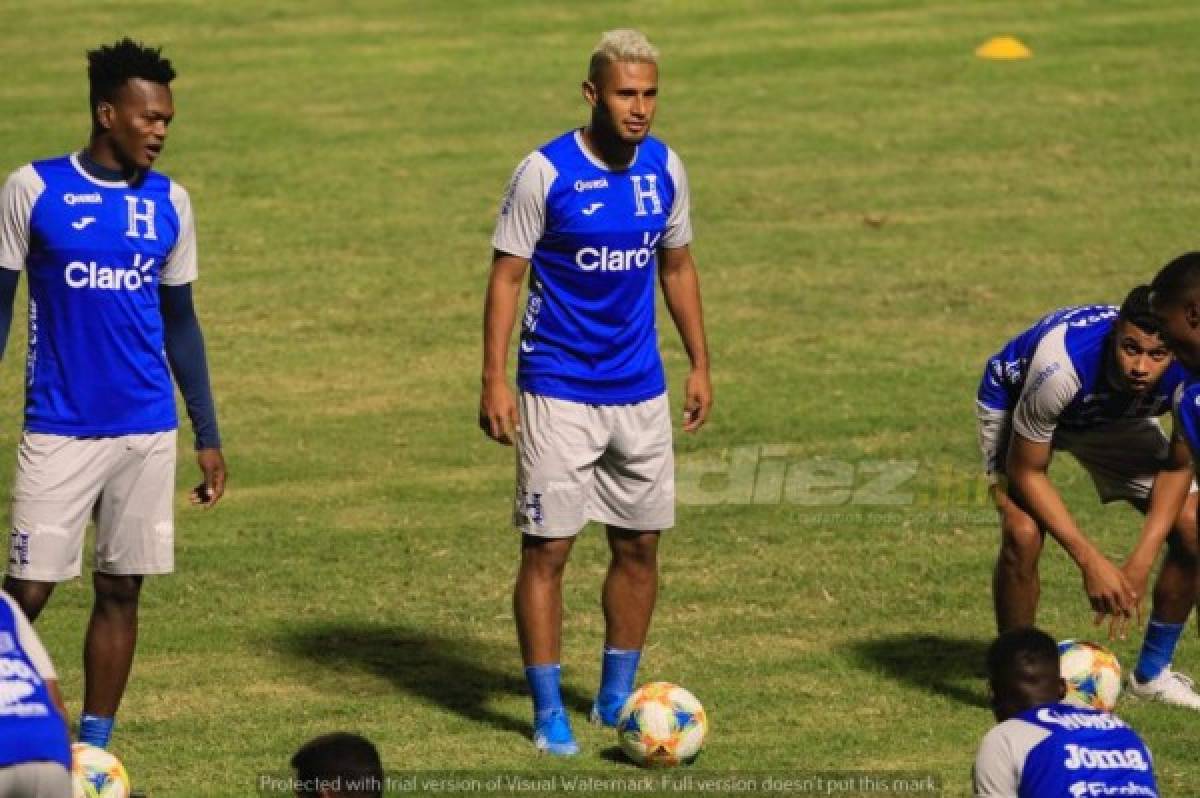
[1000,517,1043,564]
[1,577,55,619]
[520,539,573,579]
[92,573,143,608]
[1166,525,1200,565]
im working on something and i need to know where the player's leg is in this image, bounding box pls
[592,526,659,725]
[514,534,576,665]
[1063,419,1200,708]
[82,431,177,748]
[1129,491,1200,708]
[992,482,1046,632]
[511,392,601,755]
[589,394,674,725]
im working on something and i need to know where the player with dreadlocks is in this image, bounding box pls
[0,38,226,749]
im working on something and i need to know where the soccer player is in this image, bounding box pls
[973,627,1159,797]
[291,733,383,798]
[977,287,1200,709]
[479,29,712,755]
[0,589,71,796]
[0,39,226,750]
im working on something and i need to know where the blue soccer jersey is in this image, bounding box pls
[0,154,198,436]
[1172,378,1200,458]
[974,703,1158,797]
[0,591,71,770]
[492,130,692,405]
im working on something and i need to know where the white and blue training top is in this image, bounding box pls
[492,129,692,405]
[975,304,1187,476]
[0,590,70,770]
[973,702,1158,797]
[0,153,197,436]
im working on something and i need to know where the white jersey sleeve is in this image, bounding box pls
[1012,325,1081,444]
[162,180,198,285]
[973,719,1052,797]
[662,148,693,249]
[492,151,556,260]
[1,591,56,680]
[0,164,44,272]
[976,402,1009,481]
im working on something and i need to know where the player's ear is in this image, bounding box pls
[1186,298,1200,330]
[96,101,115,131]
[582,79,599,108]
[1056,678,1068,701]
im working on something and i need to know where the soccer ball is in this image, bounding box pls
[1058,639,1121,712]
[616,682,708,767]
[72,743,130,798]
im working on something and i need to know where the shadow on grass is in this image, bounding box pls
[847,634,990,709]
[278,621,593,738]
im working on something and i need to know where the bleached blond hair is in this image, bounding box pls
[588,29,659,84]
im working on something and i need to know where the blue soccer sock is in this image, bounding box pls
[78,713,115,749]
[1135,620,1186,684]
[593,646,641,723]
[525,663,565,719]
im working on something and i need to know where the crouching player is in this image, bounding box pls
[974,627,1158,797]
[976,286,1200,708]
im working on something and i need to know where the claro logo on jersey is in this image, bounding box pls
[576,232,663,272]
[65,253,156,291]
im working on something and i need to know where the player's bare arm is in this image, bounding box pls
[658,244,711,432]
[1123,433,1192,602]
[1007,432,1137,619]
[480,250,528,445]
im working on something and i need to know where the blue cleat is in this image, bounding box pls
[533,709,579,756]
[589,693,629,728]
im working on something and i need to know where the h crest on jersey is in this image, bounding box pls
[125,196,157,240]
[630,174,662,216]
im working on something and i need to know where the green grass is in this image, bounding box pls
[1,1,1199,794]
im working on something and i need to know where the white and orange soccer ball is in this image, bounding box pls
[1059,640,1122,712]
[616,682,708,767]
[72,742,130,798]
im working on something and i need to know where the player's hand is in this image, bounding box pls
[1080,554,1138,638]
[192,448,226,509]
[480,378,519,445]
[1120,557,1153,620]
[682,367,712,433]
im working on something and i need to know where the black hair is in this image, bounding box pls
[87,38,175,124]
[987,626,1060,696]
[291,733,383,798]
[1150,251,1200,310]
[1118,284,1160,335]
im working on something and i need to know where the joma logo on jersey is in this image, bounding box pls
[1063,744,1149,772]
[576,232,662,273]
[630,174,663,216]
[65,253,156,291]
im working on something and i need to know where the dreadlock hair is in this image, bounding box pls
[87,38,175,130]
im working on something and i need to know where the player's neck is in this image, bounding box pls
[84,139,143,182]
[580,124,636,170]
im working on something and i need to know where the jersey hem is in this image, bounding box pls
[518,380,667,406]
[24,420,179,438]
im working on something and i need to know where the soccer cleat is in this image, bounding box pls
[589,693,629,727]
[1128,667,1200,710]
[533,709,579,756]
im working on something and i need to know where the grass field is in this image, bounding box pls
[1,0,1199,795]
